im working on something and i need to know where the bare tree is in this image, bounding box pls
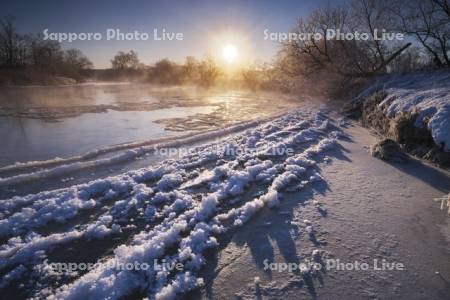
[111,50,140,70]
[392,0,450,67]
[198,55,220,87]
[61,49,93,80]
[432,0,450,20]
[282,1,411,80]
[27,35,63,73]
[0,16,21,66]
[182,56,198,82]
[148,58,183,84]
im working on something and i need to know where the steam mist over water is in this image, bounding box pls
[0,83,299,166]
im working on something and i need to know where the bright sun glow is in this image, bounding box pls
[222,44,238,63]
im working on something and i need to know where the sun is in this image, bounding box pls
[222,44,238,63]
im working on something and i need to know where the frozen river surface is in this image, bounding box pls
[0,83,299,166]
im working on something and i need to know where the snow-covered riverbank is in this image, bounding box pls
[193,123,450,300]
[0,104,345,299]
[0,99,449,300]
[352,71,450,167]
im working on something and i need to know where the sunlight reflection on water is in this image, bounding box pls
[0,83,299,165]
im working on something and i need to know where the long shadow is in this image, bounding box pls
[185,180,332,299]
[334,143,352,158]
[384,156,450,193]
[185,120,353,299]
[333,120,448,194]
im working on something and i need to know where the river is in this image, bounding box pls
[0,83,299,166]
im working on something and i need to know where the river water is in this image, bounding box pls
[0,83,299,166]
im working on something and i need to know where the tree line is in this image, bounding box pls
[104,51,290,90]
[0,16,93,83]
[104,52,221,87]
[1,0,449,91]
[276,0,450,96]
[0,16,224,87]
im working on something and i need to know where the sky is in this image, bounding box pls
[1,0,336,68]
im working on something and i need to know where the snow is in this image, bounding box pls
[434,193,450,215]
[195,195,219,221]
[0,106,344,299]
[0,117,276,186]
[205,122,450,300]
[358,71,450,151]
[260,189,280,208]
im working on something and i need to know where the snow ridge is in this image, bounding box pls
[0,116,282,186]
[0,108,343,299]
[358,71,450,151]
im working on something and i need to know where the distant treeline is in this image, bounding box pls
[98,52,222,87]
[95,51,289,91]
[1,0,449,94]
[0,17,93,85]
[0,16,286,90]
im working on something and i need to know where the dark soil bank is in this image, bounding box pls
[347,91,450,168]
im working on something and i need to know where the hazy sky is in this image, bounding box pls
[1,0,336,68]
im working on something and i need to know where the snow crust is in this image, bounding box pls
[0,107,343,299]
[358,71,450,151]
